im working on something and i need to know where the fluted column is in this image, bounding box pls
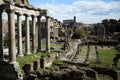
[25,14,31,55]
[0,10,4,61]
[8,9,16,64]
[32,15,37,53]
[16,13,23,57]
[46,16,50,52]
[37,16,41,51]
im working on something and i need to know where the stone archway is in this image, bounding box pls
[113,54,120,68]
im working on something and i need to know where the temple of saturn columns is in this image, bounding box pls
[0,0,61,79]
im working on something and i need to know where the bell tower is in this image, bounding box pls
[74,16,76,23]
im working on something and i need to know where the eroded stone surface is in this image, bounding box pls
[0,61,23,80]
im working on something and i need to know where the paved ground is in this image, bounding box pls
[89,46,97,60]
[60,40,80,61]
[75,46,87,63]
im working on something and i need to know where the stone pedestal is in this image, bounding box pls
[0,61,23,80]
[22,63,33,75]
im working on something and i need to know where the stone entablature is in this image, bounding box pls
[0,3,46,16]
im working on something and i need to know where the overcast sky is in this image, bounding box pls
[29,0,120,24]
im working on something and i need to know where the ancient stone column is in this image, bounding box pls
[8,9,17,64]
[25,14,31,55]
[32,15,37,53]
[16,13,23,57]
[46,16,50,52]
[0,10,4,61]
[37,16,41,51]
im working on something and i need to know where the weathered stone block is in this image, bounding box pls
[0,61,23,80]
[22,63,33,75]
[92,67,119,80]
[33,60,39,71]
[40,58,44,68]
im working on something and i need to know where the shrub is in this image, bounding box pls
[100,40,119,46]
[84,39,119,46]
[115,45,120,52]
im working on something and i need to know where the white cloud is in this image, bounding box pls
[38,0,120,23]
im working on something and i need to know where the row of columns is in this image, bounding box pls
[0,9,50,64]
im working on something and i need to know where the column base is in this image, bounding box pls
[17,54,24,58]
[46,49,50,52]
[26,52,31,55]
[37,49,41,52]
[9,61,18,64]
[32,50,37,53]
[95,59,102,63]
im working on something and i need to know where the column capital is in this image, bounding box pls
[31,15,37,18]
[6,9,15,14]
[15,12,22,16]
[24,14,30,17]
[37,15,42,19]
[45,16,50,19]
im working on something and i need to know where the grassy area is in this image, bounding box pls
[50,43,63,51]
[17,52,53,68]
[17,41,63,68]
[99,49,120,67]
[41,42,63,51]
[17,52,42,67]
[98,75,111,80]
[89,47,120,67]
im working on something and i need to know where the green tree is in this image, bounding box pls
[72,28,85,39]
